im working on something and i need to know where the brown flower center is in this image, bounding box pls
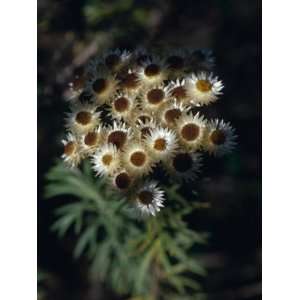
[210,129,226,145]
[114,97,129,112]
[64,142,75,156]
[102,154,113,166]
[145,64,160,77]
[147,89,165,105]
[165,109,181,124]
[121,73,140,89]
[138,190,153,205]
[196,80,212,92]
[154,138,167,151]
[130,151,146,167]
[107,130,127,149]
[173,153,193,173]
[92,78,108,94]
[171,86,187,100]
[115,172,131,190]
[75,111,92,125]
[105,54,121,70]
[166,55,184,70]
[181,123,200,141]
[84,132,98,146]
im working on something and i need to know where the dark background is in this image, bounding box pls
[38,0,261,299]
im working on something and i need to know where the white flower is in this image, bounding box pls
[140,84,171,113]
[144,126,179,162]
[61,133,82,168]
[131,181,165,217]
[121,143,154,177]
[175,112,207,151]
[91,143,121,177]
[158,100,190,128]
[65,103,100,135]
[80,126,103,156]
[203,119,237,156]
[103,121,133,150]
[186,72,224,106]
[164,151,202,182]
[137,56,166,87]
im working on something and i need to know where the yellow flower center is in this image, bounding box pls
[154,138,167,151]
[196,80,212,92]
[102,154,113,166]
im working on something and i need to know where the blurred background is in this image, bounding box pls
[38,0,261,299]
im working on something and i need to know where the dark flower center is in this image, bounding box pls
[130,151,146,167]
[147,89,165,104]
[107,131,127,149]
[145,64,160,77]
[114,97,129,112]
[138,190,153,205]
[75,111,92,125]
[84,132,98,146]
[115,172,131,190]
[210,129,226,145]
[181,123,200,141]
[165,109,181,124]
[173,153,193,172]
[64,142,75,156]
[92,78,108,94]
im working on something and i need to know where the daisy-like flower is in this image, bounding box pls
[164,49,187,78]
[103,121,133,150]
[134,118,157,141]
[121,143,154,177]
[112,169,135,191]
[61,133,82,168]
[102,48,131,73]
[186,72,224,106]
[140,84,171,113]
[158,100,190,128]
[108,91,136,122]
[144,127,179,162]
[119,69,143,96]
[167,79,190,104]
[80,126,103,156]
[164,151,202,182]
[65,104,100,135]
[175,112,207,151]
[137,56,166,87]
[87,71,119,105]
[91,143,121,177]
[131,181,165,217]
[203,119,237,156]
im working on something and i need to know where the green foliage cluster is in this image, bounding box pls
[45,161,209,299]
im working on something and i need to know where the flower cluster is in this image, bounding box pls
[62,48,237,217]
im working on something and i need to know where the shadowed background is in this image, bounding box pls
[38,0,261,299]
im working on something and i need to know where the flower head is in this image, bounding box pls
[131,181,165,217]
[203,119,237,156]
[61,133,82,168]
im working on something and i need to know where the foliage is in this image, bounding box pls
[45,161,209,299]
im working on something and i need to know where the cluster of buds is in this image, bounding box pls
[62,48,237,217]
